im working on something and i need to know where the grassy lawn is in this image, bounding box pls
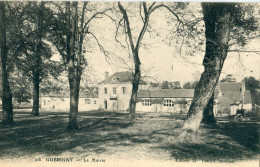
[0,110,259,163]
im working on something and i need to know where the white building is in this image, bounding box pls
[136,89,219,114]
[98,71,148,111]
[40,71,253,115]
[41,89,99,111]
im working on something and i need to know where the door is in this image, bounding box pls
[104,100,107,110]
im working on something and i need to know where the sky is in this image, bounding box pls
[51,2,260,86]
[85,40,260,85]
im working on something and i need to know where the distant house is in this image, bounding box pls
[216,82,252,116]
[41,89,99,111]
[136,89,219,114]
[98,71,148,111]
[135,82,253,116]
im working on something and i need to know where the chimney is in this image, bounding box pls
[105,72,109,79]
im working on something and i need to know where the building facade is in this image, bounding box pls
[98,71,148,111]
[40,71,253,116]
[136,89,219,114]
[41,90,99,111]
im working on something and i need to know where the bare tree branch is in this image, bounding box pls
[150,4,184,25]
[118,2,136,53]
[139,3,144,23]
[228,50,260,54]
[136,3,150,52]
[87,31,111,59]
[83,8,113,32]
[148,2,156,13]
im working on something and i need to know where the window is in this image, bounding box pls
[122,87,126,94]
[113,87,116,94]
[104,88,107,94]
[142,99,151,106]
[85,99,91,104]
[94,101,96,104]
[43,100,46,106]
[164,99,174,106]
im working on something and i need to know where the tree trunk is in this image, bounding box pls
[32,70,40,116]
[178,3,234,140]
[31,1,43,116]
[129,57,141,120]
[201,93,216,124]
[0,2,13,125]
[118,3,149,121]
[67,68,80,130]
[67,1,81,130]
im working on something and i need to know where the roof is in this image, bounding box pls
[42,90,98,98]
[220,91,243,102]
[244,90,252,104]
[137,89,194,98]
[137,89,220,99]
[218,82,244,91]
[100,71,146,85]
[217,90,252,108]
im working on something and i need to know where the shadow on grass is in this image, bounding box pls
[0,112,148,159]
[0,111,259,162]
[154,122,259,162]
[213,122,259,153]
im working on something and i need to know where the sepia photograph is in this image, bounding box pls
[0,1,259,167]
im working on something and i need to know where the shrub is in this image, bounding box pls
[244,111,260,121]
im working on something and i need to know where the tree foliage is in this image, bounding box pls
[220,74,236,82]
[4,2,64,115]
[49,1,113,130]
[178,3,259,142]
[161,81,169,89]
[183,81,198,89]
[243,76,259,91]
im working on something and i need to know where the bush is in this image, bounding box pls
[244,111,260,121]
[236,109,245,116]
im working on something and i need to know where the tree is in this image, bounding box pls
[201,92,216,124]
[220,74,236,82]
[118,2,188,121]
[161,81,181,89]
[161,81,169,89]
[243,76,259,91]
[31,1,45,116]
[179,3,258,140]
[6,2,58,116]
[183,82,192,89]
[170,81,181,89]
[243,76,260,106]
[51,1,112,130]
[9,70,32,103]
[118,2,152,121]
[183,81,198,89]
[179,3,236,139]
[183,80,214,124]
[0,2,13,125]
[150,82,160,88]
